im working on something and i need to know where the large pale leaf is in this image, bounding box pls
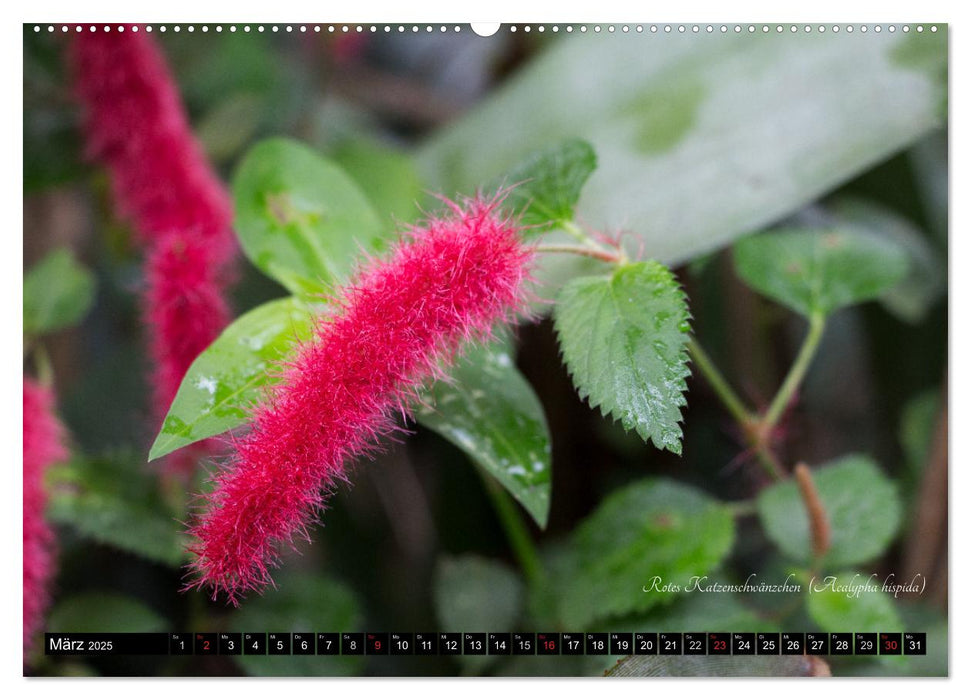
[233,138,385,296]
[757,455,902,569]
[418,31,946,284]
[553,261,690,453]
[558,479,734,628]
[733,227,909,318]
[416,342,552,527]
[149,297,317,461]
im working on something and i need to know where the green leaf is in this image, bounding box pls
[333,138,425,227]
[23,248,95,336]
[757,455,902,569]
[434,554,524,633]
[46,451,184,567]
[434,554,524,673]
[828,197,945,323]
[606,654,830,677]
[553,261,691,453]
[149,297,317,461]
[899,389,941,473]
[418,31,945,292]
[48,592,167,633]
[558,479,734,628]
[807,571,904,633]
[233,138,385,296]
[228,571,363,676]
[490,139,597,235]
[733,227,909,318]
[416,341,552,528]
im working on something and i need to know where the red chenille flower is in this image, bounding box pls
[70,28,234,420]
[23,379,68,655]
[188,198,532,603]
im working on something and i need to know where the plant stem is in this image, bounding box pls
[480,472,544,589]
[536,244,624,265]
[687,338,754,426]
[728,499,758,517]
[763,311,826,433]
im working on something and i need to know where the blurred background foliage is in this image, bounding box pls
[23,24,946,676]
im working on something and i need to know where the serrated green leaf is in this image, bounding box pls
[228,571,363,676]
[23,248,95,336]
[233,138,385,296]
[434,555,524,673]
[553,261,691,453]
[333,138,425,227]
[828,197,944,323]
[48,592,167,633]
[416,341,552,528]
[46,452,184,567]
[733,228,910,318]
[558,479,734,628]
[149,297,317,461]
[490,139,597,236]
[807,571,904,633]
[757,455,902,569]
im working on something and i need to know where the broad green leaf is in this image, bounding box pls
[228,571,363,676]
[46,452,184,567]
[434,554,523,673]
[333,138,425,227]
[757,455,902,569]
[418,31,945,293]
[48,592,167,633]
[807,571,904,634]
[489,139,597,235]
[23,248,95,336]
[828,197,944,323]
[233,138,385,296]
[558,479,734,628]
[899,389,941,473]
[434,555,524,633]
[416,342,552,528]
[584,590,766,676]
[149,297,317,461]
[733,228,909,318]
[553,261,691,453]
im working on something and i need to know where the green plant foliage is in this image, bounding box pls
[228,572,363,676]
[46,452,185,567]
[47,592,167,633]
[23,248,96,336]
[332,138,425,227]
[757,455,902,569]
[489,139,597,235]
[899,389,941,474]
[434,555,524,672]
[807,571,904,634]
[149,297,317,461]
[553,261,691,453]
[233,138,386,296]
[418,31,946,278]
[416,341,552,528]
[828,197,945,323]
[733,227,910,318]
[556,479,734,628]
[606,653,830,677]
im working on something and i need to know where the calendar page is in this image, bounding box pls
[23,20,948,679]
